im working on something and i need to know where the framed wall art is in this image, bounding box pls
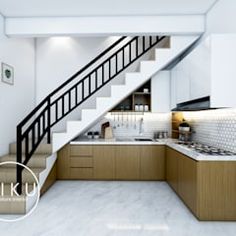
[1,62,14,85]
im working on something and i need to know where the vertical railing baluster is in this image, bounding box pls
[109,59,111,80]
[122,48,125,68]
[143,36,145,52]
[136,38,138,58]
[95,70,98,89]
[116,54,118,73]
[69,91,71,111]
[102,65,104,84]
[32,125,35,150]
[47,97,51,144]
[75,85,78,105]
[25,133,29,160]
[129,43,132,63]
[62,96,65,116]
[55,101,58,122]
[16,125,23,195]
[82,80,84,99]
[37,118,41,143]
[43,112,46,134]
[88,76,91,94]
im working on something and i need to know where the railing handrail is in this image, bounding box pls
[17,36,127,129]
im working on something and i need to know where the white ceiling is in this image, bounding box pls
[0,0,218,17]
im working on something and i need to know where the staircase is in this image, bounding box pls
[0,141,55,214]
[0,35,200,215]
[53,36,199,151]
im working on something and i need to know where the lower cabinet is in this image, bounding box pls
[57,144,165,181]
[115,146,140,180]
[93,146,115,179]
[178,153,197,214]
[166,147,236,221]
[166,147,197,216]
[140,145,165,180]
[166,147,178,192]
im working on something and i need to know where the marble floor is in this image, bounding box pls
[0,181,235,236]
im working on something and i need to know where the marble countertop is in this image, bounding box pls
[70,138,236,162]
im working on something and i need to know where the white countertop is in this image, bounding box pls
[70,138,236,162]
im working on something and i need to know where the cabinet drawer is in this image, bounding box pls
[70,168,93,179]
[70,158,93,168]
[70,145,93,157]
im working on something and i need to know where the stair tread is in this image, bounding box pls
[0,167,45,173]
[0,153,48,161]
[1,154,48,160]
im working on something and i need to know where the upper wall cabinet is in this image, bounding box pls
[151,70,170,113]
[171,34,236,109]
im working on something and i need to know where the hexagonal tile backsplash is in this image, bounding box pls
[183,108,236,152]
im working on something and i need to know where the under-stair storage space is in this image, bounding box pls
[57,144,166,181]
[112,81,151,112]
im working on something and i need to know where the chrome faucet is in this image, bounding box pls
[139,118,144,135]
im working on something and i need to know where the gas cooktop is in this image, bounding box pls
[176,141,236,156]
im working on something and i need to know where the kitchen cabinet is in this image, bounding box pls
[166,147,197,216]
[171,35,236,108]
[93,146,115,179]
[57,144,70,179]
[115,146,140,180]
[140,145,165,180]
[178,153,197,214]
[57,144,166,181]
[112,81,151,112]
[166,147,178,192]
[57,144,94,179]
[151,71,170,112]
[166,147,236,221]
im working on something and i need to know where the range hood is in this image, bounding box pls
[172,96,210,111]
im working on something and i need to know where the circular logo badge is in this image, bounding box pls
[0,161,40,222]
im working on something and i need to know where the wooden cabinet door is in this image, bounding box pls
[178,153,197,213]
[166,147,179,192]
[93,146,115,179]
[140,145,165,180]
[115,146,140,180]
[57,144,70,179]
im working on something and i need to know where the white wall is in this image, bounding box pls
[36,36,121,103]
[0,14,35,155]
[206,0,236,35]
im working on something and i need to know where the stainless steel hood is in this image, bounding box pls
[172,96,211,111]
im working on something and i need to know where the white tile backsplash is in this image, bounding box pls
[183,108,236,152]
[86,112,171,138]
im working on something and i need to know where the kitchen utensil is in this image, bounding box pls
[104,127,113,139]
[113,114,116,129]
[101,122,110,138]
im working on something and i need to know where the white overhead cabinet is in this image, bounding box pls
[171,34,236,109]
[151,71,170,112]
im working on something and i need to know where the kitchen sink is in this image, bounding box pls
[134,138,153,141]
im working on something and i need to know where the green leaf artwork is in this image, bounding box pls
[5,69,11,79]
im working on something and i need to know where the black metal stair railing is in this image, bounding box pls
[16,35,166,194]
